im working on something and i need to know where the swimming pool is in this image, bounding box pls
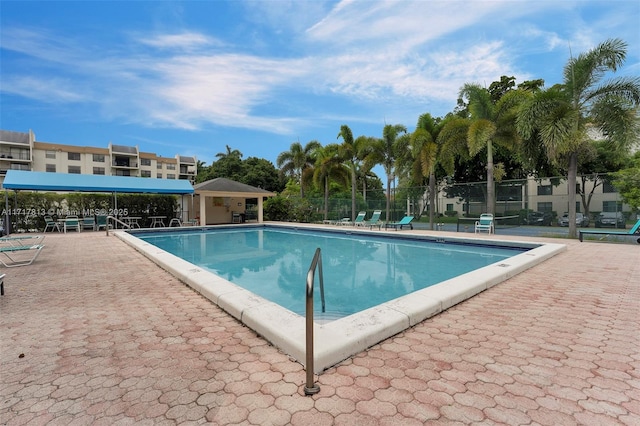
[135,227,527,319]
[118,223,566,372]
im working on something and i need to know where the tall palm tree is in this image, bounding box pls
[277,140,321,198]
[312,144,350,220]
[368,124,407,222]
[409,114,442,229]
[439,84,525,215]
[337,125,368,220]
[215,145,243,161]
[518,38,640,238]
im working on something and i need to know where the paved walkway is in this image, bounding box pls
[1,230,638,425]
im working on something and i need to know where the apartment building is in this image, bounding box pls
[0,130,197,186]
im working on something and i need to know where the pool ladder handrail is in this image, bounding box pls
[303,247,325,395]
[105,215,131,235]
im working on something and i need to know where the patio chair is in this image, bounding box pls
[579,218,640,244]
[474,213,494,234]
[64,216,81,233]
[385,215,414,230]
[0,244,45,268]
[44,216,61,232]
[96,215,110,231]
[363,210,383,229]
[81,216,96,231]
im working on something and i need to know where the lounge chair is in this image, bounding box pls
[474,214,494,234]
[579,218,640,244]
[0,244,45,268]
[385,215,414,230]
[0,235,45,247]
[363,210,383,229]
[64,216,81,233]
[351,211,367,227]
[44,216,61,232]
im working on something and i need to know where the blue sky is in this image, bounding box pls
[1,0,639,171]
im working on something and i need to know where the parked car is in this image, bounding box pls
[525,211,553,226]
[595,212,626,228]
[558,212,589,227]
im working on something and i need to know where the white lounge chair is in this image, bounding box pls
[0,244,45,268]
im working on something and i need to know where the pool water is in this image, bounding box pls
[137,227,527,318]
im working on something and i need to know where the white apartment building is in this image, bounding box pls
[0,129,197,187]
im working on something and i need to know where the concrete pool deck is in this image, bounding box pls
[1,227,638,424]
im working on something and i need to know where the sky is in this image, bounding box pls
[1,0,639,172]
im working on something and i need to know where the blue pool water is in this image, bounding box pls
[136,227,527,318]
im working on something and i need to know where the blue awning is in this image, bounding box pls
[2,170,194,194]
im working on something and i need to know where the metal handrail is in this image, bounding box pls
[105,215,130,235]
[303,247,324,395]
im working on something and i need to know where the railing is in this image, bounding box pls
[105,216,130,235]
[303,247,325,395]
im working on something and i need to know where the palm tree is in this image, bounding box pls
[409,114,442,229]
[215,145,243,161]
[439,84,525,215]
[337,125,368,220]
[518,38,640,238]
[277,140,321,198]
[312,144,350,220]
[367,124,407,222]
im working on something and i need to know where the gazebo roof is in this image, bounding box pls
[194,178,275,197]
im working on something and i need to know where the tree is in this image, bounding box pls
[312,143,350,220]
[612,151,640,211]
[439,84,525,215]
[277,140,321,198]
[406,113,443,229]
[242,157,285,192]
[518,38,640,238]
[337,125,369,220]
[367,124,407,222]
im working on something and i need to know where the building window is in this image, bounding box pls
[45,150,56,159]
[68,152,81,161]
[166,164,176,170]
[167,174,175,179]
[93,167,105,175]
[537,202,553,213]
[157,173,163,178]
[46,164,56,173]
[141,158,151,166]
[602,201,623,212]
[157,163,163,169]
[141,170,151,177]
[446,203,454,211]
[68,165,81,174]
[537,185,552,196]
[602,181,616,193]
[93,154,105,162]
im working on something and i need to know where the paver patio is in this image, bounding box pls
[1,229,638,425]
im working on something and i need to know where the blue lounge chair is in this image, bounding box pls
[474,214,494,234]
[363,210,383,229]
[0,235,45,247]
[0,244,45,268]
[579,218,640,244]
[351,211,367,227]
[81,216,96,231]
[385,215,414,230]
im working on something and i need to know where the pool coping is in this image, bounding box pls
[116,223,566,373]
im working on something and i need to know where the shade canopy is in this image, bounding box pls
[2,170,194,194]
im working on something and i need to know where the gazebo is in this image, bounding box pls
[194,178,275,225]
